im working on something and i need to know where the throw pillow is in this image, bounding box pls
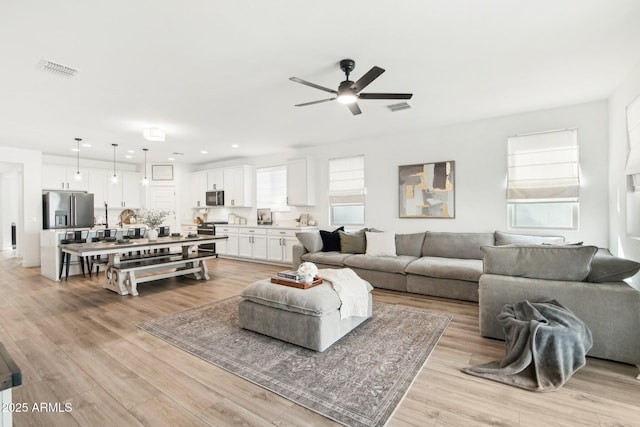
[339,229,366,254]
[481,245,598,281]
[319,226,344,252]
[295,231,323,253]
[586,248,640,282]
[365,231,397,257]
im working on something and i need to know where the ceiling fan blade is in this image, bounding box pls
[351,66,385,93]
[290,77,337,94]
[294,98,336,107]
[358,93,413,100]
[347,102,362,115]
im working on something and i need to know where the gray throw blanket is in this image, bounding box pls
[463,300,592,392]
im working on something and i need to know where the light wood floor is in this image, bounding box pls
[1,253,639,427]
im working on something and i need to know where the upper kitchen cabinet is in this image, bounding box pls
[107,171,142,209]
[287,157,315,206]
[224,165,254,207]
[88,169,108,208]
[42,164,89,192]
[190,171,208,207]
[207,169,224,190]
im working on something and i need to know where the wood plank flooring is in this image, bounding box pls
[1,253,639,426]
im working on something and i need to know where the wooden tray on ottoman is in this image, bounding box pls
[270,276,323,289]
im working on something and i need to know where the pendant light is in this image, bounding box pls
[111,143,119,184]
[141,148,149,186]
[73,137,83,182]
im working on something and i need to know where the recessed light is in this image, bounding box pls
[82,143,92,147]
[71,148,79,152]
[200,150,208,154]
[168,157,175,161]
[231,144,240,148]
[125,155,133,159]
[127,150,135,154]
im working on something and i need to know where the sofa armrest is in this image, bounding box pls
[292,244,308,270]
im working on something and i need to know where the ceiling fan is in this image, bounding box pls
[290,59,413,115]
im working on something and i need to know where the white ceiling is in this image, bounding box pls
[1,0,640,166]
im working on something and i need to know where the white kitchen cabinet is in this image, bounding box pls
[266,228,298,264]
[238,228,267,260]
[207,169,224,190]
[107,171,143,209]
[42,165,89,191]
[287,157,315,206]
[88,169,108,208]
[223,165,254,207]
[190,171,208,207]
[216,226,239,256]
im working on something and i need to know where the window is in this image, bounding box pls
[507,129,580,229]
[256,165,289,211]
[329,155,365,226]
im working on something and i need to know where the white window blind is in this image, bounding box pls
[329,155,365,225]
[256,165,289,211]
[624,94,640,190]
[507,129,580,203]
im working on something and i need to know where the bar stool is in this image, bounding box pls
[59,230,89,281]
[88,229,117,277]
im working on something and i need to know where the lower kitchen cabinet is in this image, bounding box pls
[216,226,239,256]
[267,229,299,264]
[238,228,267,260]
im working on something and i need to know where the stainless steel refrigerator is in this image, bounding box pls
[43,191,95,229]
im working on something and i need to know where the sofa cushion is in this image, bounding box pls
[495,230,565,246]
[482,245,598,281]
[586,248,640,282]
[365,231,397,257]
[339,229,366,254]
[320,226,344,252]
[405,256,483,282]
[296,231,323,253]
[422,232,494,259]
[241,281,341,316]
[395,232,426,257]
[344,254,418,274]
[301,251,352,267]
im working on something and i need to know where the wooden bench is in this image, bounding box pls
[107,253,218,296]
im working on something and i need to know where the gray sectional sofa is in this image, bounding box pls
[293,230,563,302]
[293,229,640,367]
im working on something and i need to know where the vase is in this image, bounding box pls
[147,228,159,241]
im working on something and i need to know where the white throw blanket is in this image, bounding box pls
[318,268,372,319]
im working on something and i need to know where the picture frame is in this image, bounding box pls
[299,213,309,226]
[152,165,174,181]
[257,208,272,225]
[399,161,455,218]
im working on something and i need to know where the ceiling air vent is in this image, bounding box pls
[386,102,411,112]
[39,60,79,77]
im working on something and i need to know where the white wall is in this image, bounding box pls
[608,60,640,289]
[198,100,610,247]
[0,147,42,267]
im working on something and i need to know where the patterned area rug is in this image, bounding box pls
[138,296,452,427]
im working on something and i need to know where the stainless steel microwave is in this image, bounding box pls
[206,190,224,206]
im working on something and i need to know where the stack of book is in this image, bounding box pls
[271,270,322,289]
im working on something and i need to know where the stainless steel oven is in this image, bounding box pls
[196,221,228,253]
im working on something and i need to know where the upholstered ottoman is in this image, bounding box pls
[239,279,372,352]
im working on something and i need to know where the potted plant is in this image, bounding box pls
[138,209,171,240]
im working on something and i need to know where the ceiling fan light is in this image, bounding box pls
[143,128,166,142]
[337,93,357,104]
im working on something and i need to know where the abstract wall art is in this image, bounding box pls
[399,161,455,218]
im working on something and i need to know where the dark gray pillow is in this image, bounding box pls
[586,248,640,282]
[395,232,425,257]
[495,230,565,246]
[482,245,598,281]
[295,231,323,253]
[339,229,366,254]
